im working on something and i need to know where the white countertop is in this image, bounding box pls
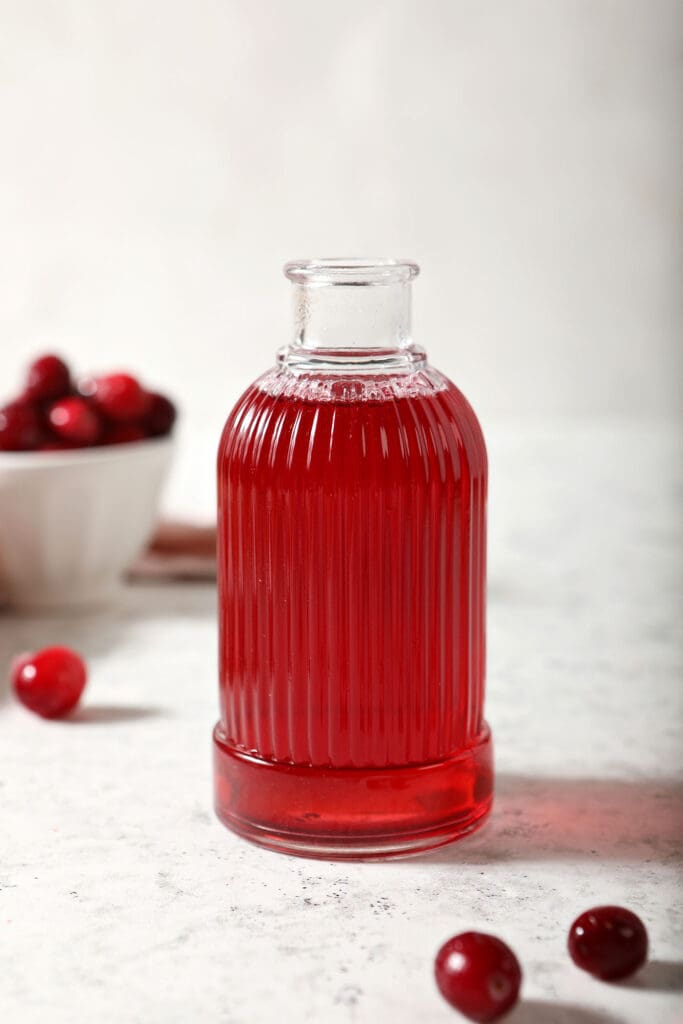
[1,419,681,1024]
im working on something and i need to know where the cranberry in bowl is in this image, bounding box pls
[0,354,176,610]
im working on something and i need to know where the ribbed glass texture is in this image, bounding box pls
[218,367,487,771]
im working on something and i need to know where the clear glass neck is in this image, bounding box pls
[279,258,425,372]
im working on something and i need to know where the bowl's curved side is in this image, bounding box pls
[0,440,174,609]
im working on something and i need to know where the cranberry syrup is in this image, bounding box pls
[214,260,492,859]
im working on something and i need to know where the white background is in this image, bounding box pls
[0,0,681,429]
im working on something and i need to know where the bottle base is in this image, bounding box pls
[213,725,493,861]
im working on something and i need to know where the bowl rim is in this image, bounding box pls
[0,433,174,469]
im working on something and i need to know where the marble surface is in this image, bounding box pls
[1,419,681,1024]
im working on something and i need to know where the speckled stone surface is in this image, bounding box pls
[1,420,682,1024]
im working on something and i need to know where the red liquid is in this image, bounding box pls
[215,367,492,858]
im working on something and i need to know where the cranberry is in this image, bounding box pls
[47,397,102,445]
[435,932,522,1022]
[11,646,87,718]
[86,373,152,423]
[38,439,77,451]
[104,423,147,445]
[10,652,33,681]
[568,906,648,981]
[145,392,176,436]
[25,354,71,401]
[0,401,43,450]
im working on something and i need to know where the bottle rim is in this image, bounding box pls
[284,258,420,286]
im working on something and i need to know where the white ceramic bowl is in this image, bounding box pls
[0,437,173,610]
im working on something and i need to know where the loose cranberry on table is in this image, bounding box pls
[11,646,88,719]
[84,372,152,423]
[24,353,71,401]
[0,401,43,451]
[568,906,648,981]
[48,397,102,446]
[435,932,522,1022]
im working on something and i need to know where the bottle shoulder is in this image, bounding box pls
[218,365,486,478]
[249,363,452,404]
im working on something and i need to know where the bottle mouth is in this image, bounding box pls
[284,258,420,286]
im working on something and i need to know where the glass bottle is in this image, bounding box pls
[214,258,492,859]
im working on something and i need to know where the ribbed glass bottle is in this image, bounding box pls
[214,259,492,859]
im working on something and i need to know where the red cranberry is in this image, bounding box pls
[435,932,522,1022]
[10,652,33,681]
[86,373,152,423]
[104,423,147,445]
[25,354,71,401]
[145,392,176,436]
[568,906,648,981]
[38,439,77,451]
[47,397,102,445]
[0,401,43,450]
[11,646,87,718]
